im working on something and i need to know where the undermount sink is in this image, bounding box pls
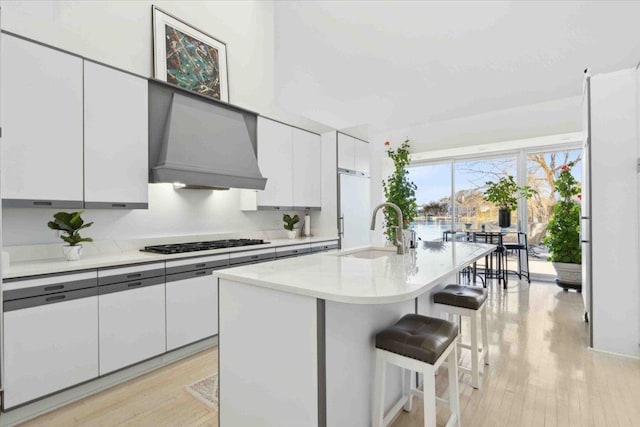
[335,246,398,259]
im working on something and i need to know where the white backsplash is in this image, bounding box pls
[2,184,324,255]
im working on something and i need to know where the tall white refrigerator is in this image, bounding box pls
[587,66,640,358]
[338,173,371,249]
[580,72,592,332]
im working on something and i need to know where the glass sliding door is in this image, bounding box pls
[453,156,518,231]
[407,163,452,242]
[526,149,582,278]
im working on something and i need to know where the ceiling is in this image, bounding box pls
[273,1,640,134]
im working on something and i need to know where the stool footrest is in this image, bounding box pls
[435,396,450,407]
[459,342,486,356]
[445,414,459,427]
[382,396,410,426]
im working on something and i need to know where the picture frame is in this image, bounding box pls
[152,6,229,102]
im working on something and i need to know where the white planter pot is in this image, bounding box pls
[63,245,83,261]
[552,262,581,285]
[286,230,298,240]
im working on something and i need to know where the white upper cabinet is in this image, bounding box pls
[243,117,322,211]
[1,34,84,207]
[292,128,321,208]
[256,117,294,208]
[337,133,370,176]
[354,139,370,176]
[84,61,149,208]
[337,133,355,172]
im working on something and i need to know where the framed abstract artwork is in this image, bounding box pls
[152,6,229,102]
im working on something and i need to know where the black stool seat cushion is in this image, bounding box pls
[433,284,488,310]
[375,314,457,364]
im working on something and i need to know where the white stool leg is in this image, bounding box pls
[423,365,436,427]
[448,344,461,427]
[470,312,480,389]
[403,369,413,412]
[481,305,490,366]
[372,350,386,427]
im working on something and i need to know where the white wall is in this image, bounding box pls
[3,185,283,245]
[3,1,272,111]
[1,1,337,246]
[2,0,331,134]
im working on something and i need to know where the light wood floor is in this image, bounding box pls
[19,281,640,427]
[19,349,219,427]
[395,280,640,427]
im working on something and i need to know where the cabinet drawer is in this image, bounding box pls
[311,241,339,252]
[4,295,99,408]
[98,275,165,296]
[166,273,218,350]
[4,287,98,312]
[229,248,276,265]
[166,268,214,283]
[166,254,229,275]
[4,274,97,301]
[99,283,166,375]
[98,262,165,286]
[276,244,312,258]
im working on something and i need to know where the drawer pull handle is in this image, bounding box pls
[45,295,65,302]
[111,203,126,208]
[126,273,142,279]
[195,270,207,276]
[250,255,259,259]
[44,285,64,292]
[195,263,206,268]
[127,282,142,288]
[33,201,52,206]
[292,250,298,253]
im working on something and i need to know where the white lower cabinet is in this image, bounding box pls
[3,276,99,408]
[98,280,166,375]
[166,269,219,351]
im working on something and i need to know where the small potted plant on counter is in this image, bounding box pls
[47,211,93,261]
[283,214,300,239]
[543,162,582,288]
[483,174,535,228]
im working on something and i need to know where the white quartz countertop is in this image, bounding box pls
[3,236,339,279]
[215,242,495,304]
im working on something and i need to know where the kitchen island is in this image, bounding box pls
[214,241,494,427]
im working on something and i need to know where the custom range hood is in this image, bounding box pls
[148,80,266,190]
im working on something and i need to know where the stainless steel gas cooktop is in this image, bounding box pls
[141,239,269,255]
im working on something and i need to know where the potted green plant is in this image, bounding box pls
[382,139,418,245]
[47,211,93,261]
[283,214,300,239]
[483,175,535,228]
[543,162,581,286]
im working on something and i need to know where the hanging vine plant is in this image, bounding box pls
[381,138,417,242]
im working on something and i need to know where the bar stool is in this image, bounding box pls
[472,231,507,288]
[373,314,461,427]
[504,231,530,283]
[433,284,489,389]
